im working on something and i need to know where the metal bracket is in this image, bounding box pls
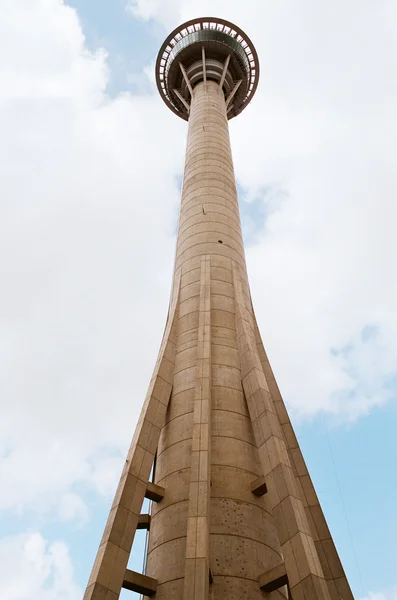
[226,79,242,108]
[173,89,190,113]
[179,63,194,97]
[219,54,231,89]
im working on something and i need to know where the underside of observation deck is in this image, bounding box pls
[155,17,259,120]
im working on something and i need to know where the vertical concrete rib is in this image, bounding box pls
[233,269,332,599]
[84,271,181,600]
[253,318,354,600]
[183,255,212,599]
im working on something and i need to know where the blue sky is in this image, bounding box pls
[67,0,157,95]
[1,1,396,599]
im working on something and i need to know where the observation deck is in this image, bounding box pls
[155,17,259,120]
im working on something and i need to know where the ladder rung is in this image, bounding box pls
[259,563,288,592]
[251,476,268,496]
[137,513,151,530]
[122,569,158,596]
[145,481,165,502]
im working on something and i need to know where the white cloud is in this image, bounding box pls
[0,532,81,600]
[0,0,396,536]
[0,0,185,518]
[360,590,397,600]
[130,0,397,419]
[58,492,88,523]
[127,0,183,29]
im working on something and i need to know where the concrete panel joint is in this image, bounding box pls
[259,564,288,593]
[251,475,268,497]
[145,481,165,502]
[122,569,158,596]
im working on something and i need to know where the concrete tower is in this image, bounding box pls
[84,17,354,600]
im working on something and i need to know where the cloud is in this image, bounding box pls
[360,591,397,600]
[0,0,184,518]
[127,0,183,29]
[129,0,397,419]
[1,0,397,535]
[0,532,81,600]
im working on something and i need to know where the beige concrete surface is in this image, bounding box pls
[84,77,354,600]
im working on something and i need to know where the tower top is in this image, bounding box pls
[155,17,259,120]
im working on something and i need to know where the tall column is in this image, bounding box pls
[85,17,354,600]
[175,80,246,275]
[146,81,280,599]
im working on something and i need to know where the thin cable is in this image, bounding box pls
[322,415,365,597]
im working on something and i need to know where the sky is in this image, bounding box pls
[0,0,396,598]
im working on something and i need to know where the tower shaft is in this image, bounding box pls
[84,17,355,600]
[147,79,284,600]
[146,79,353,599]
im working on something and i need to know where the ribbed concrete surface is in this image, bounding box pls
[84,78,353,600]
[146,80,285,599]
